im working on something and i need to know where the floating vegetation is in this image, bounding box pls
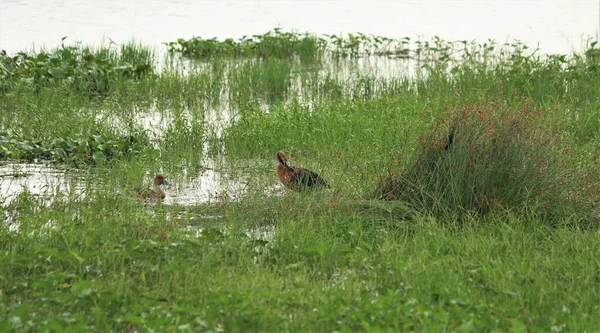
[165,28,326,62]
[0,132,152,165]
[164,28,543,63]
[0,39,154,96]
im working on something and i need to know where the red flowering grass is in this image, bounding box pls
[376,102,599,226]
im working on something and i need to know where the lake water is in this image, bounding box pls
[1,0,599,54]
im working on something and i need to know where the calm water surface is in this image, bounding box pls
[1,1,599,54]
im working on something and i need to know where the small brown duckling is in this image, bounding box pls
[276,150,329,191]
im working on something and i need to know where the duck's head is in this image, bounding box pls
[154,175,169,187]
[276,150,289,167]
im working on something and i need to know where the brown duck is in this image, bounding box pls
[135,175,169,200]
[276,150,329,191]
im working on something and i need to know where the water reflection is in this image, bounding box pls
[165,159,248,205]
[0,162,85,206]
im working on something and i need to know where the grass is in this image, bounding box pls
[374,102,598,226]
[1,32,600,331]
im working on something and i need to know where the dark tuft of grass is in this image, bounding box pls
[375,102,600,226]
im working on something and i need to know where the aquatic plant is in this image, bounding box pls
[165,29,522,63]
[0,132,151,165]
[165,28,326,62]
[0,40,154,96]
[227,58,293,105]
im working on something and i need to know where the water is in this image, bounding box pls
[165,159,248,205]
[0,159,251,209]
[0,162,86,205]
[1,1,598,54]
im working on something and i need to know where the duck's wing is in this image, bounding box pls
[133,188,152,199]
[292,167,329,189]
[133,187,164,199]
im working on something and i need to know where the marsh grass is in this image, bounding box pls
[375,102,600,226]
[1,34,600,331]
[227,59,293,106]
[3,190,600,331]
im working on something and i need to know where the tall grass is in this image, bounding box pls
[227,59,293,106]
[375,102,599,225]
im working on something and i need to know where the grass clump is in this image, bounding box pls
[227,59,293,105]
[376,102,599,225]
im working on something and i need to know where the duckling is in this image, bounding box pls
[276,150,329,191]
[135,175,169,200]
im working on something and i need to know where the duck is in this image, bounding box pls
[276,150,329,191]
[135,175,169,200]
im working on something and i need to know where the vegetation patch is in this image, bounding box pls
[375,102,600,225]
[0,40,154,96]
[165,28,490,60]
[165,28,325,61]
[0,132,152,165]
[1,30,600,331]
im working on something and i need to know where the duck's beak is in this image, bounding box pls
[163,179,170,186]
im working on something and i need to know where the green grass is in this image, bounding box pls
[1,33,600,331]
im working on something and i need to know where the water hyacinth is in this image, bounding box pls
[0,132,151,165]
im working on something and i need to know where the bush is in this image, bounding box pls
[375,102,599,226]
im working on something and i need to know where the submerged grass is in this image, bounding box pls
[1,33,600,330]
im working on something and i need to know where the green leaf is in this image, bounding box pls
[510,319,527,333]
[92,151,106,164]
[47,67,62,77]
[78,288,93,298]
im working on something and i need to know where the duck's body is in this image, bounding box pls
[135,175,169,200]
[136,187,166,200]
[276,151,329,191]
